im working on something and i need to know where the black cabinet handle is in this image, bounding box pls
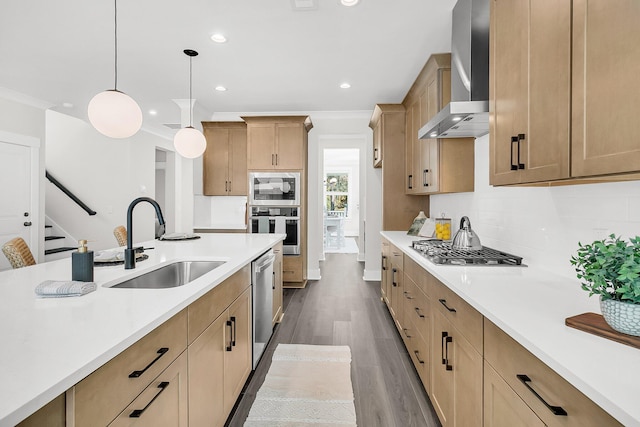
[414,307,425,318]
[231,316,237,347]
[129,348,169,378]
[408,174,413,189]
[517,133,525,169]
[271,153,275,165]
[226,320,233,351]
[517,374,567,416]
[129,382,170,418]
[439,299,457,312]
[272,271,276,290]
[24,221,32,227]
[392,268,398,287]
[381,255,387,271]
[225,181,228,192]
[404,291,414,300]
[374,148,379,161]
[228,180,231,192]
[403,328,412,338]
[423,169,429,187]
[510,136,518,171]
[441,332,448,365]
[444,335,453,371]
[414,350,425,365]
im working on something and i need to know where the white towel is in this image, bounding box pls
[94,250,125,262]
[258,217,270,233]
[274,217,286,234]
[35,280,96,298]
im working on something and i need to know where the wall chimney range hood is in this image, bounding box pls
[419,0,489,139]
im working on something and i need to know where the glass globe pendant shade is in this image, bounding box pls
[88,89,143,138]
[174,126,206,158]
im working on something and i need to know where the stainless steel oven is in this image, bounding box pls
[248,206,300,255]
[249,172,300,206]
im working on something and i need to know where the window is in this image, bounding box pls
[325,172,349,217]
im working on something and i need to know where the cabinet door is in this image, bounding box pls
[228,127,248,195]
[572,0,640,177]
[247,124,276,170]
[405,102,417,193]
[484,362,545,427]
[489,0,571,185]
[188,312,226,427]
[224,288,252,415]
[203,127,230,196]
[110,352,188,427]
[423,74,440,193]
[275,122,304,169]
[431,310,483,427]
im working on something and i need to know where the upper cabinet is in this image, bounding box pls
[243,116,313,170]
[202,122,248,196]
[490,0,640,186]
[403,54,475,195]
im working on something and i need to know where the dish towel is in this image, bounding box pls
[35,280,96,298]
[258,217,270,233]
[274,217,286,235]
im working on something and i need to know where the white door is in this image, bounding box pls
[0,141,34,270]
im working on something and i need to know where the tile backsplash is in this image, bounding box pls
[430,134,640,279]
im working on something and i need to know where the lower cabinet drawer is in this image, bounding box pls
[283,255,303,282]
[109,351,188,426]
[484,319,622,427]
[70,310,188,427]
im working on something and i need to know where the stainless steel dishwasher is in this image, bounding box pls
[251,249,275,369]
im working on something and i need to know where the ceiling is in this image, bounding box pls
[0,0,456,139]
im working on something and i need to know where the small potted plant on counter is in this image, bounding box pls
[570,234,640,336]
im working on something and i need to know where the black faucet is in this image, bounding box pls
[125,197,166,269]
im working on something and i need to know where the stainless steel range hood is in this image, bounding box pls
[419,0,489,139]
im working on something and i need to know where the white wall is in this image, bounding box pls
[430,134,640,279]
[0,92,48,261]
[45,110,184,251]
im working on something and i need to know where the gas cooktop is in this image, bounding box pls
[411,240,525,266]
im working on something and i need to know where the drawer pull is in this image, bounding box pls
[414,350,425,364]
[404,291,414,300]
[439,299,457,312]
[441,332,448,365]
[392,268,398,287]
[231,316,237,347]
[517,133,526,169]
[129,348,169,378]
[444,335,453,371]
[129,381,170,418]
[381,255,387,271]
[510,136,518,171]
[403,328,412,338]
[414,307,425,318]
[517,374,567,416]
[226,320,233,351]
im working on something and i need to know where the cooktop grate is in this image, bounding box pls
[411,240,524,266]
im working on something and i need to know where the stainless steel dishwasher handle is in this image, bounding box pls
[254,254,276,273]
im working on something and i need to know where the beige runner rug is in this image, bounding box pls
[244,344,357,426]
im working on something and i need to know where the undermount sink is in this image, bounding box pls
[109,260,226,289]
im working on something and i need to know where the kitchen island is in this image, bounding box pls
[382,231,639,427]
[0,233,284,426]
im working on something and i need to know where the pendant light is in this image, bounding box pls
[88,0,142,139]
[173,49,206,159]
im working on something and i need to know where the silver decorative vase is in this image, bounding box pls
[600,297,640,337]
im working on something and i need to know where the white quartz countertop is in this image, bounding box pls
[382,231,640,427]
[0,233,284,426]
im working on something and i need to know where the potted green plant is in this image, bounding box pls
[570,234,640,336]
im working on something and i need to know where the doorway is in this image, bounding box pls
[322,148,360,254]
[155,148,176,234]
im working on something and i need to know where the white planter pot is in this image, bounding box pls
[600,297,640,337]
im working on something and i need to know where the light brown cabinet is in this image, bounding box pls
[273,242,284,325]
[389,244,404,328]
[202,122,248,196]
[403,54,475,195]
[188,268,252,427]
[490,0,640,186]
[484,319,622,427]
[244,116,312,170]
[370,105,429,230]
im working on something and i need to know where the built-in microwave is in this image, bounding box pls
[249,172,300,206]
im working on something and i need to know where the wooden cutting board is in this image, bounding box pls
[565,312,640,350]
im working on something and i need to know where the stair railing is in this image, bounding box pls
[45,171,97,216]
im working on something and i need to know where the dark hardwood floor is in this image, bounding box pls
[228,253,441,427]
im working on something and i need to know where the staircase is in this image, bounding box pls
[44,221,76,262]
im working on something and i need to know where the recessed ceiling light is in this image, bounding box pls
[62,102,73,108]
[210,33,227,43]
[452,116,462,122]
[340,0,359,6]
[340,83,351,89]
[149,110,158,116]
[215,86,227,92]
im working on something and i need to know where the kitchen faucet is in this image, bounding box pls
[125,197,166,269]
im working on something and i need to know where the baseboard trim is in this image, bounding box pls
[363,269,381,282]
[357,252,365,262]
[307,269,321,281]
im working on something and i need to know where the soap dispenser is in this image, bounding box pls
[72,240,94,282]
